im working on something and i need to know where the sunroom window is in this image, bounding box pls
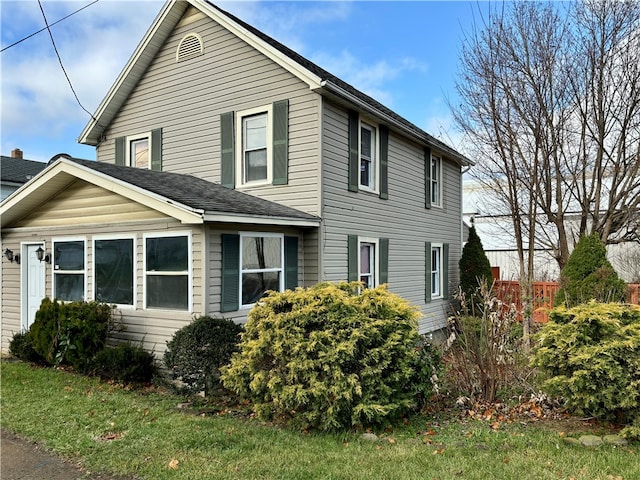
[53,239,86,301]
[240,234,283,306]
[94,237,134,306]
[145,234,190,310]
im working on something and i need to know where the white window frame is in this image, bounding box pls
[92,234,136,309]
[126,132,151,169]
[431,243,443,298]
[143,231,192,312]
[358,237,379,289]
[235,105,273,187]
[239,232,284,309]
[431,154,442,207]
[52,237,87,302]
[359,120,379,192]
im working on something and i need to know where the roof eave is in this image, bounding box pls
[318,80,474,167]
[203,212,320,227]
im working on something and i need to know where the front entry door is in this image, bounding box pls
[22,244,46,330]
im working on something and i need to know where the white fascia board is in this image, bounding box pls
[1,159,204,225]
[78,0,185,145]
[203,212,320,228]
[194,0,323,90]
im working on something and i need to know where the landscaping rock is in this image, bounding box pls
[360,433,379,442]
[579,435,603,447]
[603,434,628,446]
[562,437,582,446]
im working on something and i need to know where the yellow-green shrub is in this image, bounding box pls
[221,282,434,431]
[532,302,640,430]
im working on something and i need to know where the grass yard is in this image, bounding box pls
[1,360,638,480]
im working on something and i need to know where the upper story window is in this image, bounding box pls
[128,134,150,169]
[233,105,276,187]
[360,122,377,190]
[348,111,388,199]
[431,155,442,207]
[115,129,162,171]
[53,238,86,302]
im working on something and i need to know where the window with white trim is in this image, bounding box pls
[93,236,135,306]
[359,239,378,288]
[127,133,151,169]
[431,244,443,298]
[240,233,283,307]
[236,105,273,186]
[53,238,86,301]
[360,122,377,190]
[431,155,442,207]
[144,233,191,310]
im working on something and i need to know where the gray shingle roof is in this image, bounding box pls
[206,1,470,165]
[66,157,319,222]
[1,156,46,184]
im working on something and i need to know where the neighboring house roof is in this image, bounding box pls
[78,0,472,167]
[1,156,46,186]
[0,155,320,227]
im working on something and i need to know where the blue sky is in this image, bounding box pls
[1,0,487,163]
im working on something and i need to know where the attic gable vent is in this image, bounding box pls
[177,33,203,62]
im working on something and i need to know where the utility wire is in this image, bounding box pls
[1,0,99,53]
[36,0,102,126]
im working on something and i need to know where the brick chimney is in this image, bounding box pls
[11,148,23,159]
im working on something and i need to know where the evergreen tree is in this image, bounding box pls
[459,225,493,301]
[555,233,627,307]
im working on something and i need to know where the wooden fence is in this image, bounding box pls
[493,281,640,322]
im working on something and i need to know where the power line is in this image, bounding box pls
[1,0,99,53]
[36,0,101,126]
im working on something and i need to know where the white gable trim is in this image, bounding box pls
[79,0,322,146]
[0,159,204,226]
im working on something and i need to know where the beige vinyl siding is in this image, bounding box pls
[96,11,322,217]
[321,100,463,333]
[1,218,206,358]
[13,181,167,228]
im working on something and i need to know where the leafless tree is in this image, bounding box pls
[453,0,640,344]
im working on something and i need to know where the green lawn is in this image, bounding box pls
[1,361,637,480]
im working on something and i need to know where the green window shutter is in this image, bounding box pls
[272,99,289,185]
[220,111,235,188]
[443,243,449,299]
[347,234,358,281]
[379,238,389,284]
[424,147,432,209]
[379,125,389,200]
[221,234,240,312]
[284,235,298,290]
[348,110,359,192]
[115,136,125,166]
[151,128,162,171]
[425,241,432,303]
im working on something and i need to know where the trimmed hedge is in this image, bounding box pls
[221,282,435,431]
[91,344,156,383]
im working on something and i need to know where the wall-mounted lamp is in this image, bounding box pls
[35,246,50,263]
[4,249,20,264]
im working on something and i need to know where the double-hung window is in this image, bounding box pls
[431,155,442,207]
[144,233,191,311]
[431,244,442,298]
[129,135,150,169]
[240,233,283,307]
[360,122,376,189]
[94,236,135,306]
[235,105,273,186]
[53,238,86,301]
[359,239,377,288]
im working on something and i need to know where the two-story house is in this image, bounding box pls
[0,0,471,355]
